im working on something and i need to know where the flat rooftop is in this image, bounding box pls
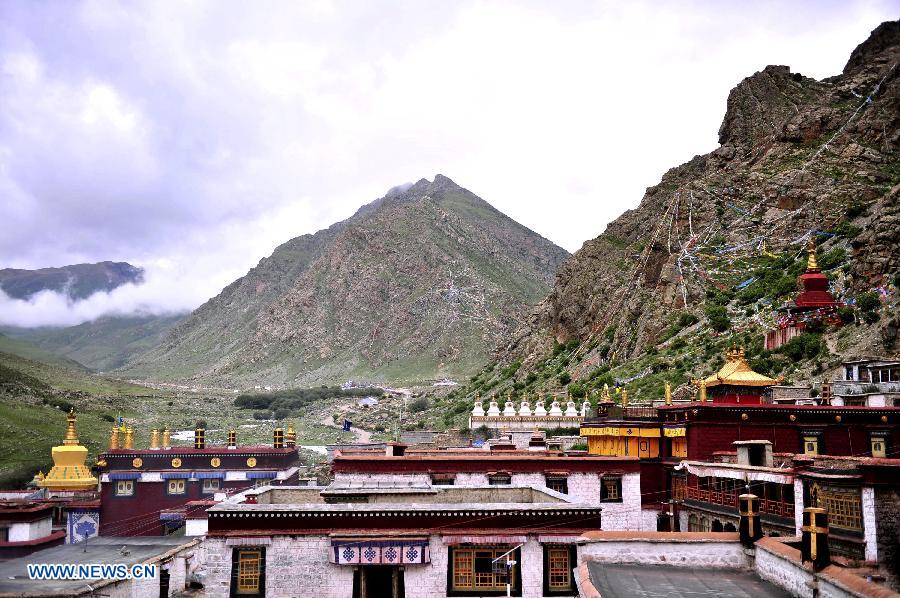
[0,536,197,597]
[586,563,791,598]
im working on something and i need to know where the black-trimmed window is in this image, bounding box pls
[114,480,135,497]
[431,474,456,486]
[202,479,220,494]
[488,473,511,486]
[870,433,889,458]
[166,479,187,495]
[545,476,568,494]
[230,547,265,597]
[801,432,823,456]
[543,544,577,595]
[447,545,521,596]
[601,476,622,502]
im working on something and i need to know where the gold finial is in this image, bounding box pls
[622,388,628,408]
[109,425,120,450]
[228,429,237,447]
[162,427,170,449]
[150,428,159,450]
[63,408,79,446]
[602,383,610,400]
[806,238,819,271]
[286,422,296,447]
[124,426,134,449]
[665,382,672,406]
[738,347,746,360]
[699,379,707,403]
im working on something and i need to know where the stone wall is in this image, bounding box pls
[754,537,816,598]
[201,534,578,598]
[578,531,748,568]
[596,472,642,530]
[875,486,900,587]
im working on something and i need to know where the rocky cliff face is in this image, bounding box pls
[124,175,569,386]
[488,21,900,391]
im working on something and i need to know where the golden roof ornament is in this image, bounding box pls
[665,381,672,405]
[63,408,79,446]
[124,425,135,450]
[162,427,171,449]
[109,424,120,450]
[621,388,628,408]
[806,238,819,271]
[700,379,707,403]
[150,428,160,450]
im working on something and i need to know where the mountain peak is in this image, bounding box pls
[844,20,900,74]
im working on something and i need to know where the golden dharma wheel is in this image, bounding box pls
[789,414,796,422]
[211,457,221,468]
[132,457,143,468]
[171,457,182,468]
[246,457,257,467]
[835,415,842,423]
[741,413,748,421]
[882,415,888,423]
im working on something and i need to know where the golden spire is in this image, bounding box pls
[699,379,707,403]
[124,426,134,449]
[665,382,672,405]
[806,238,819,271]
[63,408,79,446]
[162,427,171,449]
[150,428,159,450]
[109,425,120,450]
[622,388,628,408]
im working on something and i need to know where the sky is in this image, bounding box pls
[1,0,897,327]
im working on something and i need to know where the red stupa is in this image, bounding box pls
[765,238,842,350]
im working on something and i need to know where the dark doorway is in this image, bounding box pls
[158,567,170,598]
[353,566,404,598]
[712,520,724,532]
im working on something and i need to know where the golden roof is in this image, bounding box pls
[701,347,779,388]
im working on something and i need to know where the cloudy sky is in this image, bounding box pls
[1,0,896,327]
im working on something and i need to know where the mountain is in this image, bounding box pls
[450,21,900,408]
[1,315,183,372]
[123,175,569,386]
[0,261,144,300]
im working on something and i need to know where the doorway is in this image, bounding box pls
[353,566,404,598]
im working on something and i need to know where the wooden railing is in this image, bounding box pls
[686,486,794,518]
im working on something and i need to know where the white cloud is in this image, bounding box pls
[0,1,896,328]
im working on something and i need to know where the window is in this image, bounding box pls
[448,546,520,596]
[0,527,8,542]
[115,480,135,496]
[431,474,455,486]
[871,435,887,458]
[601,477,622,502]
[543,545,576,595]
[488,473,511,486]
[803,435,820,456]
[167,479,186,495]
[821,487,863,531]
[846,366,854,381]
[202,479,220,494]
[545,476,568,494]
[231,547,265,596]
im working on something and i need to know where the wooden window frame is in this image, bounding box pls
[545,476,569,495]
[601,476,622,502]
[230,547,265,597]
[166,479,187,496]
[542,544,577,596]
[114,480,135,497]
[446,545,522,596]
[487,473,512,486]
[201,478,221,494]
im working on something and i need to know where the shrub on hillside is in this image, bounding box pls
[408,397,430,413]
[705,305,731,332]
[777,333,825,362]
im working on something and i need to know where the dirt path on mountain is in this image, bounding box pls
[319,410,372,443]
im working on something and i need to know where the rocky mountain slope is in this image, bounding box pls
[123,175,569,386]
[441,21,900,415]
[0,261,143,300]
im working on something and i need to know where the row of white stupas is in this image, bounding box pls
[471,396,591,418]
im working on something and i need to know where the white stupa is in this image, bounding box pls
[549,400,563,416]
[503,400,517,416]
[581,400,591,417]
[564,401,578,417]
[534,400,547,416]
[472,397,485,417]
[518,400,532,416]
[487,399,500,417]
